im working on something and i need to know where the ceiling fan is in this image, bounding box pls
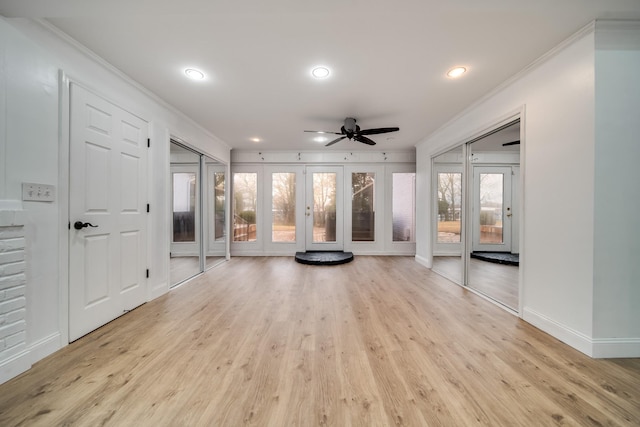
[502,140,520,146]
[304,117,399,146]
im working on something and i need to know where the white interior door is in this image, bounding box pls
[305,166,343,251]
[69,84,148,341]
[472,166,512,252]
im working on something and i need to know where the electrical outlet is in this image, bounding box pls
[22,183,55,202]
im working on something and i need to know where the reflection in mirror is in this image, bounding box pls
[170,141,201,286]
[467,121,520,311]
[432,146,463,284]
[204,156,226,270]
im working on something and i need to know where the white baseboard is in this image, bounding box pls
[28,332,61,364]
[0,348,31,384]
[591,338,640,358]
[523,308,640,358]
[1,333,64,385]
[522,307,593,356]
[149,281,169,300]
[415,254,431,269]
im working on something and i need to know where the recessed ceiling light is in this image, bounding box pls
[447,67,467,78]
[311,66,330,79]
[314,136,328,143]
[185,68,205,80]
[250,137,261,143]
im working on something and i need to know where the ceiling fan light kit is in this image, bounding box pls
[304,117,399,146]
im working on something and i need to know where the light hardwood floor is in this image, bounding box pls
[170,255,226,286]
[1,257,638,426]
[432,256,519,310]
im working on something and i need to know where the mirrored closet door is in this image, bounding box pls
[170,140,227,287]
[431,120,520,312]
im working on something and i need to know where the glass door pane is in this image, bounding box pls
[233,173,257,242]
[472,167,512,253]
[313,172,336,243]
[272,172,296,242]
[392,172,416,242]
[479,173,503,244]
[204,157,226,270]
[352,172,375,242]
[305,166,343,251]
[436,172,462,244]
[172,172,196,242]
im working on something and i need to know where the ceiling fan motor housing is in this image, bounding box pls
[344,117,357,133]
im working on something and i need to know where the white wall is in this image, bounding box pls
[592,22,640,352]
[416,21,640,357]
[0,17,230,383]
[417,24,598,354]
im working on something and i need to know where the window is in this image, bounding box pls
[392,172,415,242]
[233,172,257,242]
[352,172,375,241]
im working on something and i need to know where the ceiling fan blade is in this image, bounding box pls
[354,135,376,146]
[325,136,347,146]
[304,130,343,135]
[502,140,520,146]
[358,127,399,136]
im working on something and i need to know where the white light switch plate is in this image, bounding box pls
[22,183,55,202]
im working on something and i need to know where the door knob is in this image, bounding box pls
[74,221,98,230]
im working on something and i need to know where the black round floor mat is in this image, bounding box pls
[470,252,519,266]
[294,251,354,265]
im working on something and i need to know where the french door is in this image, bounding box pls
[472,166,513,252]
[305,166,344,251]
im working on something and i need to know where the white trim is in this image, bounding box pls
[0,349,30,384]
[595,20,640,50]
[57,69,70,346]
[414,254,431,269]
[523,308,640,358]
[591,338,640,359]
[522,307,593,356]
[27,332,61,364]
[231,150,415,164]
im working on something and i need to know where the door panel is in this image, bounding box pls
[305,166,343,251]
[69,84,147,341]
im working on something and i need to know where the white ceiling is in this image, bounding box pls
[3,1,640,152]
